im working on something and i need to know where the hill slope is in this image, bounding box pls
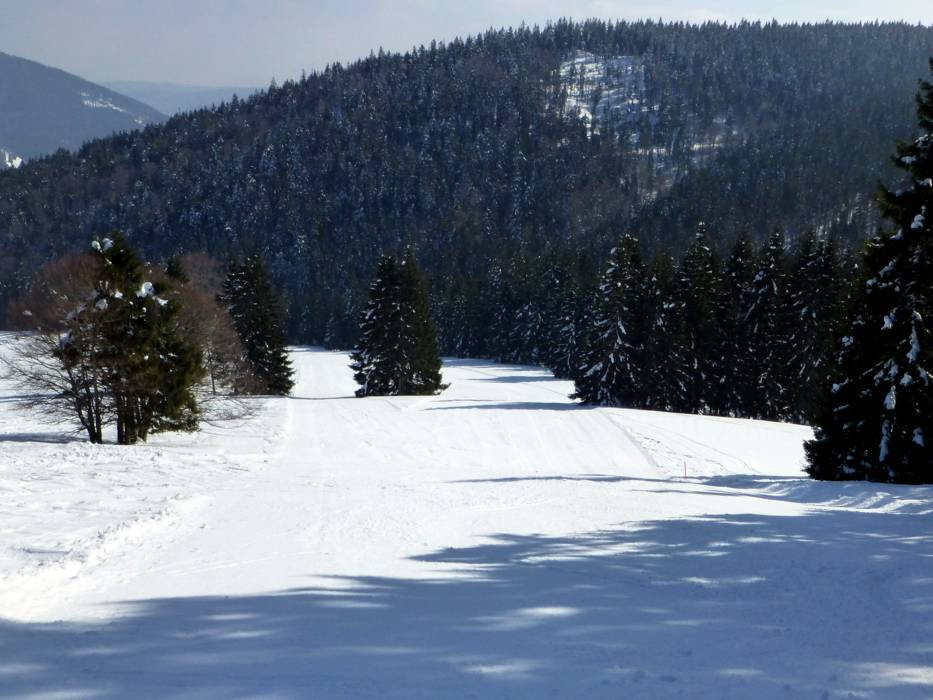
[2,345,932,698]
[0,51,165,165]
[0,21,930,346]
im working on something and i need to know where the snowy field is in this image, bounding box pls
[1,341,932,699]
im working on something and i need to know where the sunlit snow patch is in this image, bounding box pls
[559,50,649,134]
[1,149,23,169]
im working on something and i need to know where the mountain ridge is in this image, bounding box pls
[0,51,165,165]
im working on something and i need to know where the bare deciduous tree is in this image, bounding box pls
[2,253,110,442]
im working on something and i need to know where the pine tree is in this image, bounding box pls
[806,61,933,483]
[68,235,202,444]
[674,225,722,413]
[746,229,792,420]
[716,234,756,416]
[488,264,519,363]
[537,263,573,372]
[786,232,845,423]
[351,254,406,396]
[398,247,445,395]
[573,234,649,407]
[549,281,587,380]
[223,256,294,395]
[352,250,446,397]
[643,249,687,411]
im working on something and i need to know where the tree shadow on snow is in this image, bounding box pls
[0,431,84,444]
[1,510,932,698]
[427,401,583,412]
[463,373,559,384]
[448,474,933,514]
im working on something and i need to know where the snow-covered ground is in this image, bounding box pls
[1,344,932,698]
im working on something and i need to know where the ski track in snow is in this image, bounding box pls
[1,344,932,698]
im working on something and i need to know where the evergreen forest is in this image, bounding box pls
[1,19,931,357]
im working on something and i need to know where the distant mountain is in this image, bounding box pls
[0,51,165,167]
[105,81,261,115]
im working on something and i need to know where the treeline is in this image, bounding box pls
[3,239,293,443]
[0,20,930,347]
[442,226,848,423]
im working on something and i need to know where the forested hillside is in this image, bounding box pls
[0,20,930,348]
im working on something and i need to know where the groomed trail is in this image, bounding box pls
[1,346,932,699]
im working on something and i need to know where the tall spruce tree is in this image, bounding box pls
[643,249,687,411]
[549,281,588,380]
[746,229,792,420]
[398,247,445,395]
[538,263,573,372]
[351,254,406,396]
[806,60,933,483]
[674,225,722,413]
[786,232,845,423]
[352,250,445,397]
[223,256,294,396]
[716,234,756,416]
[573,234,649,407]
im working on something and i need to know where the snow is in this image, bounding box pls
[884,385,897,410]
[559,51,648,133]
[2,339,932,698]
[908,323,921,362]
[79,91,129,115]
[1,149,23,169]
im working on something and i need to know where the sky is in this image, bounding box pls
[0,0,931,87]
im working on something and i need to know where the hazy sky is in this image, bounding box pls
[1,0,931,87]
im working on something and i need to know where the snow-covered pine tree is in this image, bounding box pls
[745,229,792,420]
[538,263,572,372]
[806,61,933,483]
[398,247,445,395]
[513,299,546,365]
[223,256,294,395]
[501,255,543,365]
[86,235,202,443]
[351,254,405,396]
[786,231,845,423]
[674,225,722,413]
[715,234,756,416]
[643,249,686,411]
[352,250,446,397]
[549,280,588,380]
[572,234,649,406]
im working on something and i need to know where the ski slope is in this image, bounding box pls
[1,346,932,699]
